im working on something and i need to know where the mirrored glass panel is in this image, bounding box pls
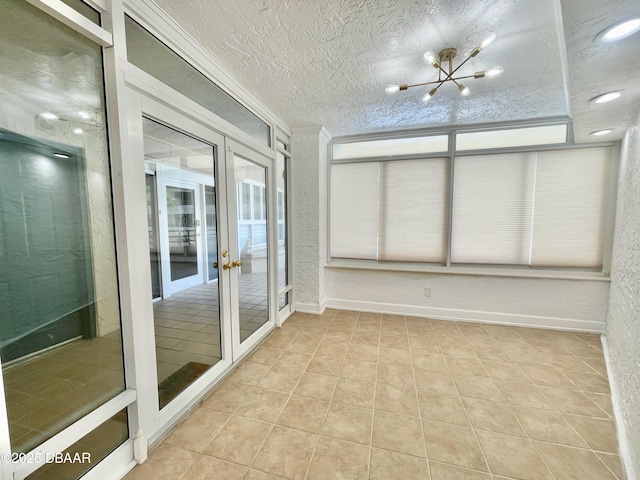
[142,118,222,409]
[26,409,128,480]
[126,16,271,147]
[0,0,124,454]
[235,156,269,342]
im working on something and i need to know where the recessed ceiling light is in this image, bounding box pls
[589,129,613,136]
[40,112,58,120]
[54,153,71,158]
[73,128,84,134]
[597,17,640,42]
[590,91,622,104]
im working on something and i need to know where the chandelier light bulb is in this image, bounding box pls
[422,92,432,102]
[480,32,497,49]
[486,66,504,77]
[458,84,470,96]
[385,84,400,94]
[423,50,436,65]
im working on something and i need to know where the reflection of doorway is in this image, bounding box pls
[0,129,95,362]
[163,180,202,294]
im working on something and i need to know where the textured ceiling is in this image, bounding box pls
[153,0,639,142]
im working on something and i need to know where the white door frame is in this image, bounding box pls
[225,139,278,361]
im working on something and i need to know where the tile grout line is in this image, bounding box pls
[406,316,432,479]
[365,312,382,480]
[436,322,494,478]
[300,309,351,480]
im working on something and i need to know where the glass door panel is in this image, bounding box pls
[142,117,222,410]
[229,152,272,350]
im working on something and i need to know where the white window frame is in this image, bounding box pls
[328,121,618,282]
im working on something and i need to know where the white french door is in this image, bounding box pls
[224,140,277,361]
[126,91,277,443]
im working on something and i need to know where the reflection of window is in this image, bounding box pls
[237,180,267,247]
[241,183,251,220]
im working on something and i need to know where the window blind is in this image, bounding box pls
[531,148,610,268]
[330,162,379,259]
[378,159,448,262]
[452,153,536,265]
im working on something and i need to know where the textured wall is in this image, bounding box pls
[606,110,640,479]
[292,128,330,310]
[326,268,610,331]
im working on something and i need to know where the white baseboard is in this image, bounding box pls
[601,336,637,480]
[294,301,326,315]
[325,298,605,333]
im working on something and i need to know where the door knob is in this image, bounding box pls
[213,262,218,269]
[223,261,232,270]
[231,259,242,268]
[222,249,229,258]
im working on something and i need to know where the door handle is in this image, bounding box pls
[213,262,218,269]
[231,259,241,268]
[223,261,232,270]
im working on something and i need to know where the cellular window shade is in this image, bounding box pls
[330,162,379,259]
[378,159,448,262]
[531,148,610,268]
[452,153,536,265]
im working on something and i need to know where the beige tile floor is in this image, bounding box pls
[125,309,626,480]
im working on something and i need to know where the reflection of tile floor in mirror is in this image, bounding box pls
[126,309,626,480]
[154,271,272,384]
[2,331,125,455]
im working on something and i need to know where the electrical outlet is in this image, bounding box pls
[424,287,432,297]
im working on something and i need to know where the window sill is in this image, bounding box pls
[325,259,611,282]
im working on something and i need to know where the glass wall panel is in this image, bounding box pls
[125,16,271,146]
[142,118,222,409]
[26,410,128,480]
[0,0,125,454]
[276,151,288,300]
[60,0,100,25]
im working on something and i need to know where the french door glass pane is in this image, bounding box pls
[276,151,288,301]
[0,0,125,455]
[235,156,269,342]
[142,118,222,409]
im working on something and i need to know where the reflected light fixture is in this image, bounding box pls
[589,129,612,136]
[385,32,501,101]
[40,112,59,120]
[590,91,622,104]
[73,128,84,134]
[54,153,71,158]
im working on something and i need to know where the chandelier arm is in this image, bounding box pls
[445,54,477,80]
[404,73,480,90]
[404,79,448,89]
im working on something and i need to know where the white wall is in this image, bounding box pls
[291,127,330,313]
[605,109,640,480]
[325,268,609,332]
